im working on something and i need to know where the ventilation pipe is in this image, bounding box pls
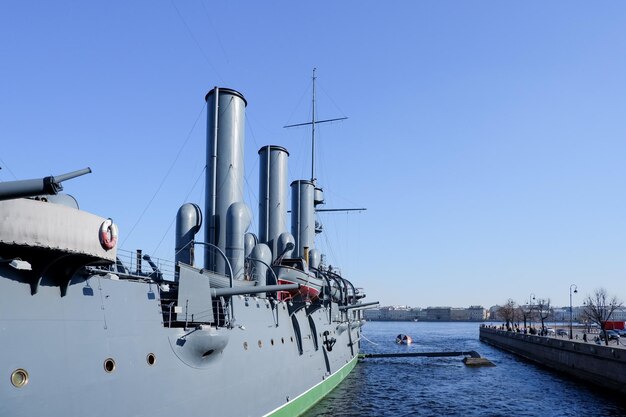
[204,87,247,274]
[226,202,251,280]
[175,203,202,270]
[309,248,321,270]
[250,243,272,295]
[277,232,295,259]
[258,145,289,262]
[244,233,258,259]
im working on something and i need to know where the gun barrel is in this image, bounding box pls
[0,167,92,202]
[53,167,92,183]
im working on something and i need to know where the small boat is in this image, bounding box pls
[273,258,324,301]
[396,334,413,344]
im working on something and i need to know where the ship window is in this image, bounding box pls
[243,342,248,350]
[146,353,156,366]
[10,369,29,388]
[104,358,116,373]
[258,340,263,348]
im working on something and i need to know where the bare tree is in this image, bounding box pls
[496,299,517,329]
[535,298,552,335]
[517,305,531,330]
[583,288,623,346]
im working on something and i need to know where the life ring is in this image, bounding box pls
[99,218,118,250]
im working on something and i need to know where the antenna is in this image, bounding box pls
[283,68,347,184]
[284,70,366,218]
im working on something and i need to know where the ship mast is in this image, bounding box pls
[284,68,347,185]
[285,70,366,215]
[311,68,316,183]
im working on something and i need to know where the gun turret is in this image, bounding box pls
[0,167,92,202]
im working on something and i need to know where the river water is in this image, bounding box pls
[304,321,626,417]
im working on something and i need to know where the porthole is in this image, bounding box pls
[281,337,285,344]
[290,336,294,343]
[258,340,263,348]
[243,341,248,350]
[10,369,28,388]
[146,353,156,366]
[271,339,275,346]
[104,358,116,373]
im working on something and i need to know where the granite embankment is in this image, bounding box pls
[479,326,626,394]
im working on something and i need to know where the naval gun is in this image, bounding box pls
[0,167,92,202]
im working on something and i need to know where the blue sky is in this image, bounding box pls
[2,1,626,309]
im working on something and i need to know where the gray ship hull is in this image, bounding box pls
[0,270,362,416]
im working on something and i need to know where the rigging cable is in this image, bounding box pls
[122,101,207,247]
[170,0,223,83]
[198,0,230,64]
[319,83,349,119]
[0,158,17,180]
[283,84,312,128]
[243,112,262,234]
[152,165,207,255]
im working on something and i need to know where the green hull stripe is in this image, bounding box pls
[263,355,358,417]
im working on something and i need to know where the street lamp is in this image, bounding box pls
[529,293,536,330]
[569,284,578,339]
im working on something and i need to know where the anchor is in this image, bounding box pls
[322,331,336,352]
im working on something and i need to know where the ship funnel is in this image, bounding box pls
[175,203,202,269]
[291,180,315,258]
[258,145,289,262]
[204,87,247,274]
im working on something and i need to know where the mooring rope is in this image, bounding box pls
[361,334,378,346]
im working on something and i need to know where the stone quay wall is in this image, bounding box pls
[479,326,626,394]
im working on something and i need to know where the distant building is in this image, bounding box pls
[572,306,626,322]
[365,305,488,322]
[488,305,500,320]
[363,306,420,321]
[611,308,626,321]
[468,305,490,321]
[425,307,451,321]
[552,307,568,322]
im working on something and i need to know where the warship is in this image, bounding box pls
[0,83,376,417]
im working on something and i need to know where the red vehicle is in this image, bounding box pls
[603,321,625,330]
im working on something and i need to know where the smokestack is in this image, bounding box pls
[258,145,289,261]
[291,180,315,258]
[204,87,247,274]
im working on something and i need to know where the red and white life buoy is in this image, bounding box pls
[99,218,118,250]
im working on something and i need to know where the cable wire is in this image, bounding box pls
[122,101,206,246]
